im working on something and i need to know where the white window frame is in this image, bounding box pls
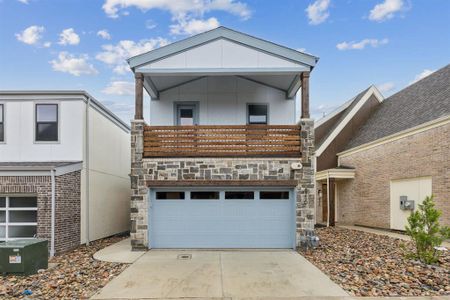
[0,196,38,242]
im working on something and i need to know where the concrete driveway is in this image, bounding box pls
[92,250,347,299]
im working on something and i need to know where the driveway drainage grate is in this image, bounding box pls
[177,254,192,260]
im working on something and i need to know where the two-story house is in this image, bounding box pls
[0,91,130,255]
[128,27,318,250]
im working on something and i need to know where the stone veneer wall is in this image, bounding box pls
[130,119,315,250]
[337,122,450,228]
[0,171,81,253]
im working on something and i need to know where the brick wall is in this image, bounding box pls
[54,171,81,252]
[337,122,450,228]
[130,119,316,250]
[0,171,81,253]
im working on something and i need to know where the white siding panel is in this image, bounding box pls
[80,104,130,243]
[149,52,186,69]
[150,76,295,125]
[0,100,83,162]
[257,51,299,67]
[142,38,302,70]
[185,39,222,68]
[222,39,258,68]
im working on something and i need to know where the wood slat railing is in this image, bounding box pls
[143,125,301,158]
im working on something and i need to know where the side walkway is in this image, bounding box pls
[93,238,146,263]
[339,225,450,248]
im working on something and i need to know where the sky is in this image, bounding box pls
[0,0,449,123]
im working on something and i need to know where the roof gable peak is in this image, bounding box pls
[128,27,318,70]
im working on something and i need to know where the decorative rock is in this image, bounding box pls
[300,227,450,297]
[0,236,128,299]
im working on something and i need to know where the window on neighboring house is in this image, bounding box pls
[0,104,4,142]
[36,104,58,142]
[247,104,268,124]
[0,196,38,241]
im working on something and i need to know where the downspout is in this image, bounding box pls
[326,171,330,227]
[85,97,91,245]
[50,169,56,257]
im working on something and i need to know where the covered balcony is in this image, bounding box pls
[128,27,318,159]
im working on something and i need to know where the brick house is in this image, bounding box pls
[0,91,130,255]
[315,64,450,229]
[128,27,318,250]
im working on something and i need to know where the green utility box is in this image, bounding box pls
[0,239,48,275]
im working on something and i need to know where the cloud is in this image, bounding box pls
[43,42,51,48]
[311,103,339,120]
[170,17,219,35]
[102,81,134,95]
[369,0,404,22]
[97,29,111,40]
[409,69,435,85]
[58,28,80,45]
[17,0,29,4]
[336,38,388,50]
[15,25,44,45]
[306,0,330,25]
[102,0,251,20]
[145,19,157,29]
[377,82,395,94]
[50,52,98,76]
[96,38,169,74]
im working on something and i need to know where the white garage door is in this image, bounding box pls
[149,189,295,248]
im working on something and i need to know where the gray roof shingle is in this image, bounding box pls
[345,64,450,150]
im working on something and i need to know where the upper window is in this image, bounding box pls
[0,104,4,142]
[248,104,268,124]
[36,104,58,142]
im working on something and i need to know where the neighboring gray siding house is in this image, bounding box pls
[315,64,450,229]
[0,91,130,255]
[128,27,318,250]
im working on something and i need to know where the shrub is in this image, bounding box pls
[405,195,450,264]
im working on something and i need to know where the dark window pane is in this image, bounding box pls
[9,226,37,238]
[260,191,290,200]
[190,191,220,200]
[9,211,37,223]
[0,197,5,207]
[156,192,185,200]
[0,123,3,142]
[9,197,37,208]
[36,104,57,122]
[248,104,268,124]
[0,211,5,223]
[180,109,193,118]
[225,191,254,200]
[0,104,3,122]
[0,226,5,238]
[36,123,58,141]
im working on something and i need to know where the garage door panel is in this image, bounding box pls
[150,189,294,248]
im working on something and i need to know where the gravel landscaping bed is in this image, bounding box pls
[301,227,450,297]
[0,236,129,299]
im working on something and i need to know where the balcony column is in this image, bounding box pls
[134,73,144,120]
[301,72,310,119]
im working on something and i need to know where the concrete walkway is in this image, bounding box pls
[93,238,146,263]
[339,225,450,248]
[91,250,348,299]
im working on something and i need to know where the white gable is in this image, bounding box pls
[140,39,302,70]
